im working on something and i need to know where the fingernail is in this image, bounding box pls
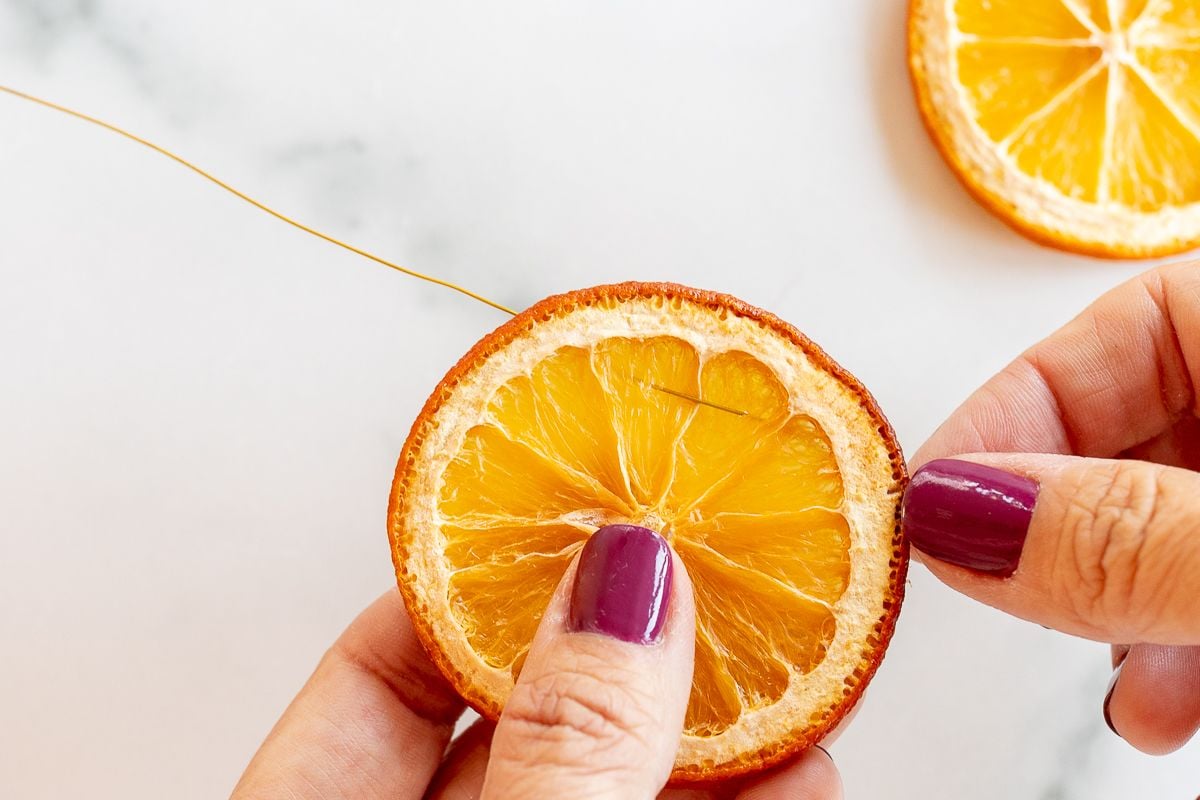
[1103,662,1124,737]
[569,524,672,644]
[901,459,1038,578]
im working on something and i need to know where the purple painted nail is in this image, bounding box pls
[901,459,1038,578]
[1103,661,1124,737]
[569,524,672,644]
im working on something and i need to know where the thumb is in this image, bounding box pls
[481,524,695,800]
[902,456,1200,644]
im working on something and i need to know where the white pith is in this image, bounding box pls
[911,0,1200,254]
[394,295,901,773]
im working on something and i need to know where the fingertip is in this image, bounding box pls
[554,525,698,649]
[484,527,697,799]
[1105,644,1200,756]
[735,746,843,800]
[1111,644,1130,670]
[425,719,495,800]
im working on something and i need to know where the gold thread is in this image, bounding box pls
[0,84,518,316]
[650,383,748,417]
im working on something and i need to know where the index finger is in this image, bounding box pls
[912,262,1200,468]
[232,589,464,800]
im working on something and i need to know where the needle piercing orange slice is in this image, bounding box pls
[388,283,907,781]
[910,0,1200,257]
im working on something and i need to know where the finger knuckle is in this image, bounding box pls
[500,662,656,765]
[1055,462,1167,634]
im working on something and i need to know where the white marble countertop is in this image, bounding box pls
[1,1,1195,797]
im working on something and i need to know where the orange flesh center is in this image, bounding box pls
[434,337,851,736]
[953,0,1200,210]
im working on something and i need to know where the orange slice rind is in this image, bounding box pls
[388,283,907,781]
[910,0,1200,257]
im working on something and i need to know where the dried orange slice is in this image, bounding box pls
[388,283,906,781]
[910,0,1200,257]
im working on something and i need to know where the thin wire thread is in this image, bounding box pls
[649,383,749,417]
[0,84,518,316]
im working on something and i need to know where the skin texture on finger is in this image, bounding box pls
[735,747,842,800]
[430,719,717,800]
[1120,415,1200,472]
[1107,644,1200,755]
[911,453,1200,643]
[481,550,695,800]
[912,262,1200,471]
[425,718,495,800]
[431,727,842,800]
[231,590,463,800]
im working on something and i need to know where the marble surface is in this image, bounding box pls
[0,1,1195,797]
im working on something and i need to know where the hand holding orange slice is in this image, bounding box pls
[911,0,1200,257]
[388,283,907,781]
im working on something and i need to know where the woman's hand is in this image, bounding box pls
[231,525,842,799]
[904,262,1200,755]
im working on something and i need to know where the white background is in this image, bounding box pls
[1,1,1195,797]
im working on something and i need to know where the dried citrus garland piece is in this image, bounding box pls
[388,283,906,781]
[910,0,1200,257]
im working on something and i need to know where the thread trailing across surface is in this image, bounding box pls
[0,84,518,316]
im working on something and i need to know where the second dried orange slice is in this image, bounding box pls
[388,283,906,781]
[911,0,1200,257]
